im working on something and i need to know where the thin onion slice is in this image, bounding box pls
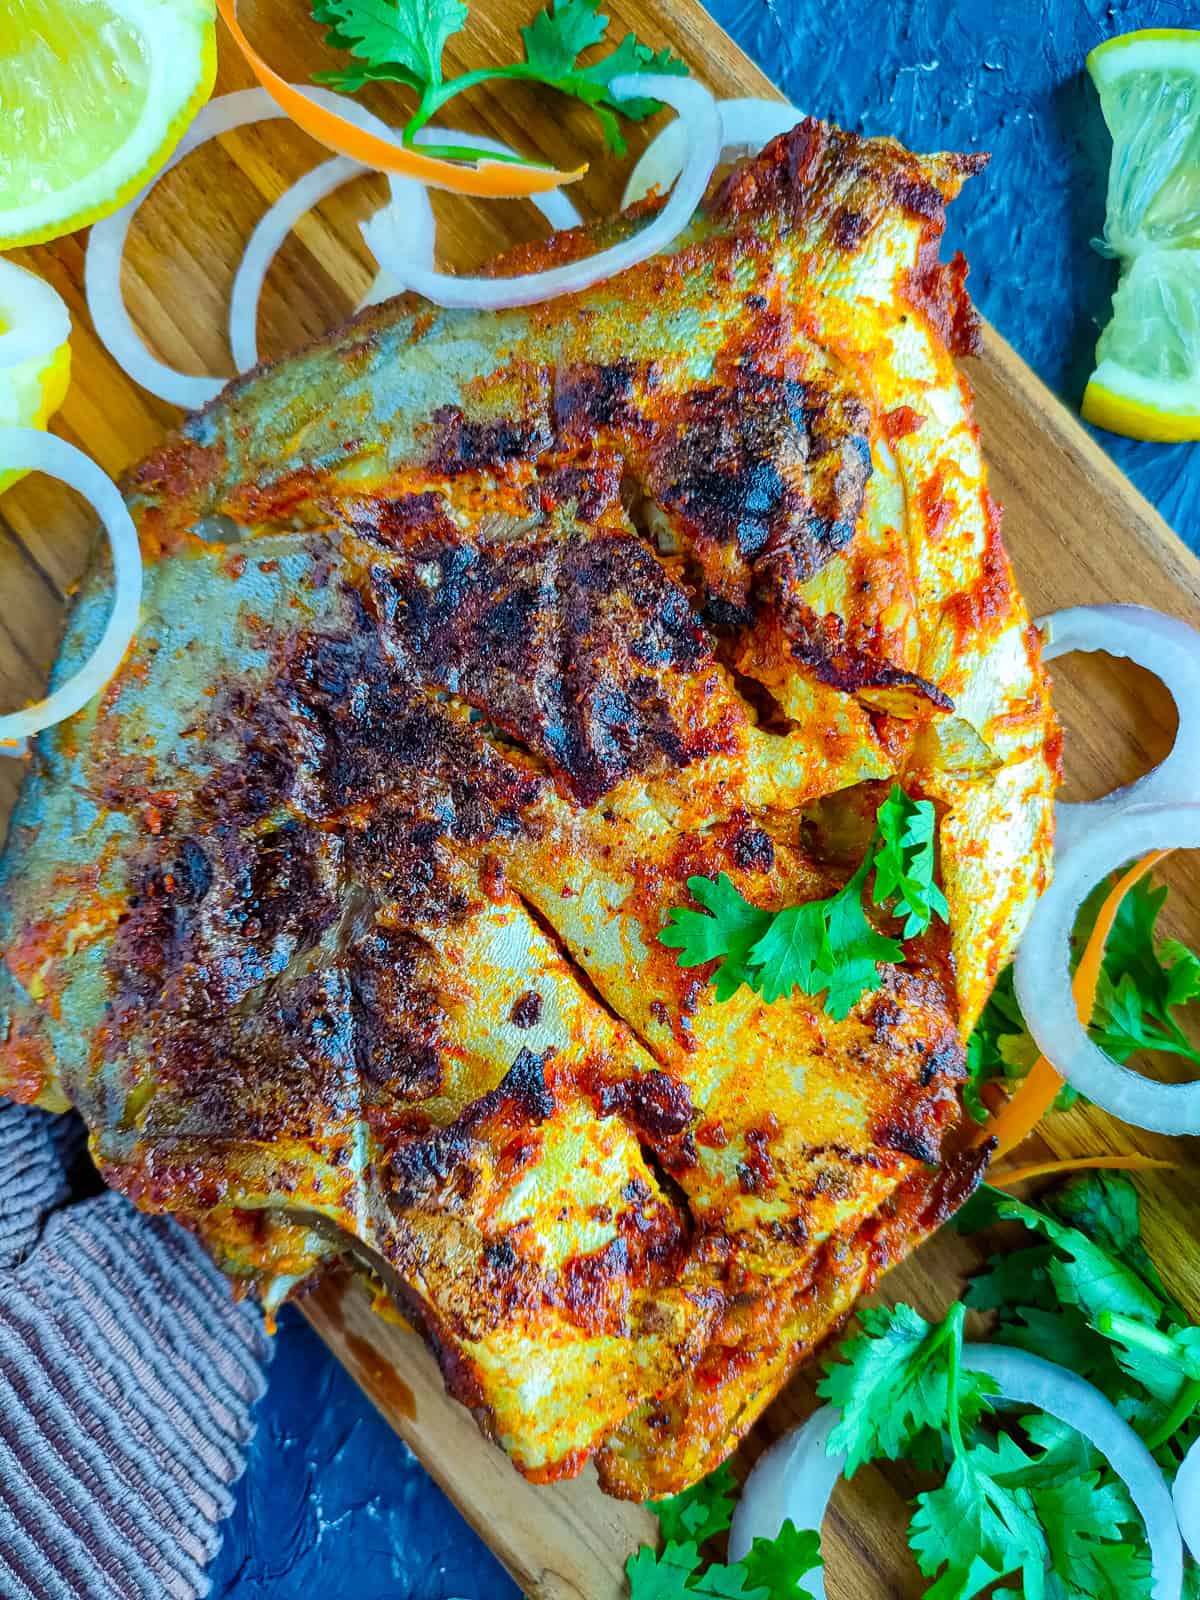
[1015,803,1200,1135]
[230,123,583,367]
[963,1345,1183,1600]
[359,126,581,308]
[1174,1435,1200,1563]
[727,1406,841,1600]
[214,0,584,198]
[228,154,432,373]
[362,75,722,311]
[729,1348,1182,1600]
[1039,605,1200,854]
[623,95,801,207]
[0,258,70,371]
[0,429,141,750]
[86,86,405,409]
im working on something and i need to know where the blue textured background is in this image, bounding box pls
[209,3,1200,1595]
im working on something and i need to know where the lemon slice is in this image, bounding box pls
[1083,28,1200,440]
[0,259,72,496]
[0,0,217,249]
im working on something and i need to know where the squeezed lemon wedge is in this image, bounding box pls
[1083,29,1200,440]
[0,0,217,249]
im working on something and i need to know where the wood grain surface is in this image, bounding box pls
[2,4,1199,1597]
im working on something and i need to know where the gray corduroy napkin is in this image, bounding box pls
[0,1097,271,1600]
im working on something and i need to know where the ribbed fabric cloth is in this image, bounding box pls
[0,1098,271,1600]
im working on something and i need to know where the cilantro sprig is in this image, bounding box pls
[627,1501,821,1600]
[965,868,1200,1124]
[310,0,688,162]
[624,1175,1197,1600]
[658,786,945,1021]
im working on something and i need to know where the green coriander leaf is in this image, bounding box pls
[658,874,773,1002]
[626,1541,702,1600]
[964,1246,1056,1313]
[689,1561,770,1599]
[746,901,831,1006]
[816,860,904,1020]
[992,1304,1124,1392]
[910,1440,1048,1600]
[1163,937,1200,1006]
[519,0,608,78]
[871,784,949,937]
[738,1519,822,1599]
[1032,1474,1153,1600]
[571,30,689,122]
[988,1191,1165,1328]
[312,0,467,88]
[648,1463,736,1546]
[818,1305,995,1474]
[1044,1173,1181,1314]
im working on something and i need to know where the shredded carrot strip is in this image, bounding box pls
[215,0,586,198]
[977,849,1171,1159]
[989,1154,1175,1188]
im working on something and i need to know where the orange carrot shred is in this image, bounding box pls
[989,1154,1175,1188]
[215,0,586,198]
[977,849,1171,1160]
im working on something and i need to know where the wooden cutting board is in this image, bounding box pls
[2,5,1199,1597]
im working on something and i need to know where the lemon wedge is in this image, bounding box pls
[0,259,73,496]
[0,0,217,250]
[1082,28,1200,440]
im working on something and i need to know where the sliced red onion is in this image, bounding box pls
[729,1347,1182,1600]
[351,125,582,315]
[361,75,722,310]
[0,258,70,371]
[1039,605,1200,855]
[964,1344,1182,1600]
[1015,801,1200,1134]
[1174,1435,1200,1563]
[86,86,404,409]
[727,1405,840,1600]
[0,429,142,750]
[622,95,801,208]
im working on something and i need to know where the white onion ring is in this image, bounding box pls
[0,258,71,371]
[349,127,582,319]
[1040,605,1200,854]
[1174,1435,1200,1562]
[964,1345,1183,1600]
[730,1347,1182,1600]
[0,429,141,749]
[622,95,802,208]
[227,152,432,373]
[361,75,722,310]
[728,1406,841,1600]
[1016,801,1200,1135]
[86,86,407,408]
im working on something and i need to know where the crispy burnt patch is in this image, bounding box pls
[363,527,735,807]
[553,359,872,625]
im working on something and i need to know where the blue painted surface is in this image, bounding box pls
[211,5,1200,1596]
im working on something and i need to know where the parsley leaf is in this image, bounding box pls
[910,1434,1048,1600]
[313,0,466,90]
[626,1541,703,1600]
[648,1463,737,1547]
[1045,1173,1181,1315]
[311,0,688,157]
[738,1520,822,1599]
[819,1303,996,1474]
[660,788,944,1020]
[689,1562,769,1599]
[872,785,950,937]
[659,875,773,1004]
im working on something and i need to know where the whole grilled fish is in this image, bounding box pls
[0,118,1058,1496]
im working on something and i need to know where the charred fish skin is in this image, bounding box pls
[0,119,1057,1494]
